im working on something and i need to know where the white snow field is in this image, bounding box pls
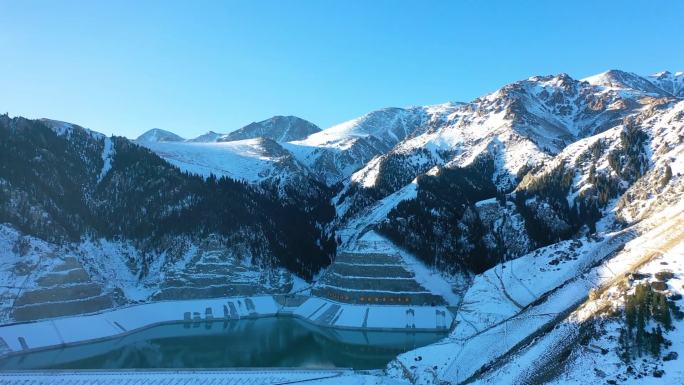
[137,139,291,183]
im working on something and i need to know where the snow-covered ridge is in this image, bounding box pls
[40,118,105,141]
[285,103,461,184]
[136,127,184,142]
[134,70,681,190]
[136,115,320,144]
[186,130,223,143]
[222,115,321,143]
[649,70,684,97]
[583,69,684,98]
[336,70,683,242]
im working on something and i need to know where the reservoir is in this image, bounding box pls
[0,316,446,370]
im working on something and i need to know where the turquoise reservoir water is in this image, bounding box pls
[0,317,446,370]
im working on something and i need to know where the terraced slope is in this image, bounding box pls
[312,252,445,306]
[11,257,115,322]
[153,238,292,301]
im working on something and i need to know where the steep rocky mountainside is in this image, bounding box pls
[338,71,670,217]
[285,105,461,184]
[326,71,681,281]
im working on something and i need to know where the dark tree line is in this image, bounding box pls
[336,148,439,223]
[619,283,680,361]
[514,162,601,246]
[378,155,498,274]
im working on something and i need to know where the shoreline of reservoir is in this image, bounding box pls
[0,294,454,361]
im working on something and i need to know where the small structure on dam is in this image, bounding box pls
[312,251,445,306]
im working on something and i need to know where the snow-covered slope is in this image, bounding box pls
[136,137,326,200]
[138,138,298,183]
[382,75,684,384]
[4,69,684,384]
[351,72,658,194]
[135,117,326,194]
[285,104,460,184]
[388,190,684,384]
[582,69,671,96]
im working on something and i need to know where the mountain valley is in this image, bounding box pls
[2,69,684,384]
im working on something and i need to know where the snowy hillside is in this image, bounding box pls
[0,115,335,322]
[137,138,307,184]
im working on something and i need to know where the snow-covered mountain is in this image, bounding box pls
[186,130,224,142]
[3,69,684,384]
[348,71,658,193]
[136,128,185,142]
[138,136,331,204]
[285,104,460,184]
[221,115,321,142]
[328,70,670,257]
[381,71,684,385]
[132,70,682,274]
[649,70,684,97]
[139,137,304,184]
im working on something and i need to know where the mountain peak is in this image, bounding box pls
[582,69,665,95]
[652,70,672,78]
[648,70,684,97]
[220,115,320,143]
[136,128,185,142]
[187,131,225,143]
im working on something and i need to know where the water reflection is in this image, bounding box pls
[0,317,446,370]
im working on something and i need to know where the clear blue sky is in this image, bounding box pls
[1,1,682,139]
